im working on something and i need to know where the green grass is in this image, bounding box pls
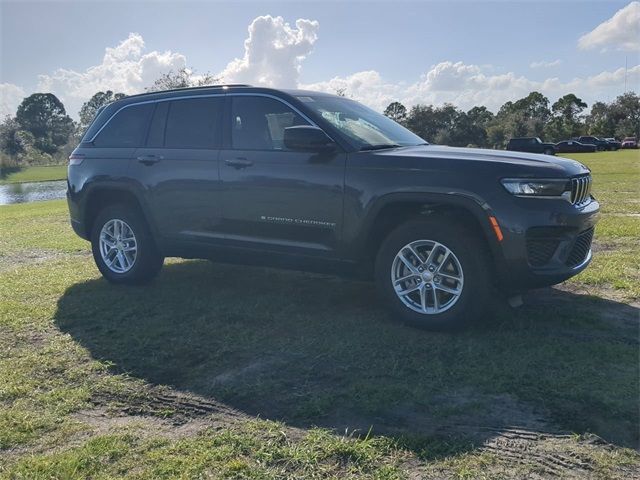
[0,150,638,478]
[561,149,640,298]
[0,165,67,185]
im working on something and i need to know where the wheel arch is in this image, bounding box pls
[359,192,503,276]
[82,184,156,240]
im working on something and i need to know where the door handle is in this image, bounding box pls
[224,158,253,169]
[137,154,163,166]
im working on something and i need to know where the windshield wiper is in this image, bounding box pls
[360,144,402,151]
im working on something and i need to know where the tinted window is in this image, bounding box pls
[94,104,153,147]
[231,96,309,150]
[146,102,169,147]
[165,97,223,149]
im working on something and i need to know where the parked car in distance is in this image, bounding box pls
[576,136,609,151]
[554,140,597,154]
[604,138,621,150]
[506,137,556,155]
[68,85,598,331]
[621,137,638,149]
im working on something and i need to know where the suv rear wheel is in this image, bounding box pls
[91,204,164,284]
[375,217,491,330]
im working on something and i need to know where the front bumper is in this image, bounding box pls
[492,196,599,290]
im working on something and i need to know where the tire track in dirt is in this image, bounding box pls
[90,387,246,426]
[481,428,594,477]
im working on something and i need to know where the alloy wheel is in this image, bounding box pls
[99,219,138,274]
[391,239,464,314]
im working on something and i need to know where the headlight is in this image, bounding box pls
[501,178,570,197]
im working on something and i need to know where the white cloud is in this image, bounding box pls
[303,61,639,112]
[220,15,319,87]
[36,33,186,118]
[578,1,640,52]
[2,14,639,122]
[530,59,562,69]
[0,83,26,118]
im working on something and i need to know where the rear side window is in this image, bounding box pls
[164,97,223,148]
[93,104,153,147]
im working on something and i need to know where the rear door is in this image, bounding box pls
[88,103,155,186]
[218,94,345,256]
[130,96,225,242]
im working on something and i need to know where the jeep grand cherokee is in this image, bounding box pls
[67,85,599,330]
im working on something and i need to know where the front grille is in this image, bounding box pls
[526,238,560,267]
[566,228,594,267]
[569,175,592,205]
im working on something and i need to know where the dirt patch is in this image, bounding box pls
[591,241,618,253]
[90,385,246,427]
[0,249,89,272]
[72,407,211,441]
[326,389,620,478]
[544,282,640,314]
[480,431,597,478]
[324,390,551,440]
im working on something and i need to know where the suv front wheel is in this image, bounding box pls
[375,218,491,330]
[91,204,164,284]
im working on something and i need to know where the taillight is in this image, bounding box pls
[68,153,85,165]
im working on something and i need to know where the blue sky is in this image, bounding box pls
[1,1,639,118]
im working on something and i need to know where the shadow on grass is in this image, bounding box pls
[54,260,639,453]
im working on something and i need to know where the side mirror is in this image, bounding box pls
[284,126,336,152]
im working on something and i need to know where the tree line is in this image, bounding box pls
[0,69,216,167]
[383,91,639,149]
[1,68,638,167]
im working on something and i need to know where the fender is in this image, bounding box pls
[78,178,160,240]
[352,190,505,265]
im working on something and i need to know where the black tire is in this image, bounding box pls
[374,217,492,331]
[90,203,164,284]
[544,148,554,156]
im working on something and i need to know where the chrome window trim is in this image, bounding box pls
[87,92,320,144]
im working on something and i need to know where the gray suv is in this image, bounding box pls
[67,85,599,330]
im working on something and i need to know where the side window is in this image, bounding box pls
[231,96,309,150]
[93,104,153,147]
[146,102,169,147]
[165,97,223,149]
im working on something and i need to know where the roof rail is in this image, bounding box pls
[120,84,254,100]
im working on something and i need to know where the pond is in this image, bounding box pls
[0,180,67,205]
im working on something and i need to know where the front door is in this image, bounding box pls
[219,95,345,256]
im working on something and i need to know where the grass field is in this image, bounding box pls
[0,150,638,478]
[0,165,67,185]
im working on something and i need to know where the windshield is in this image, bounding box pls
[297,95,426,150]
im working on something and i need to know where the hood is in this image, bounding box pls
[377,144,590,177]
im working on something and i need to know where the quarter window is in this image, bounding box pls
[93,104,154,147]
[231,96,309,150]
[164,97,223,149]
